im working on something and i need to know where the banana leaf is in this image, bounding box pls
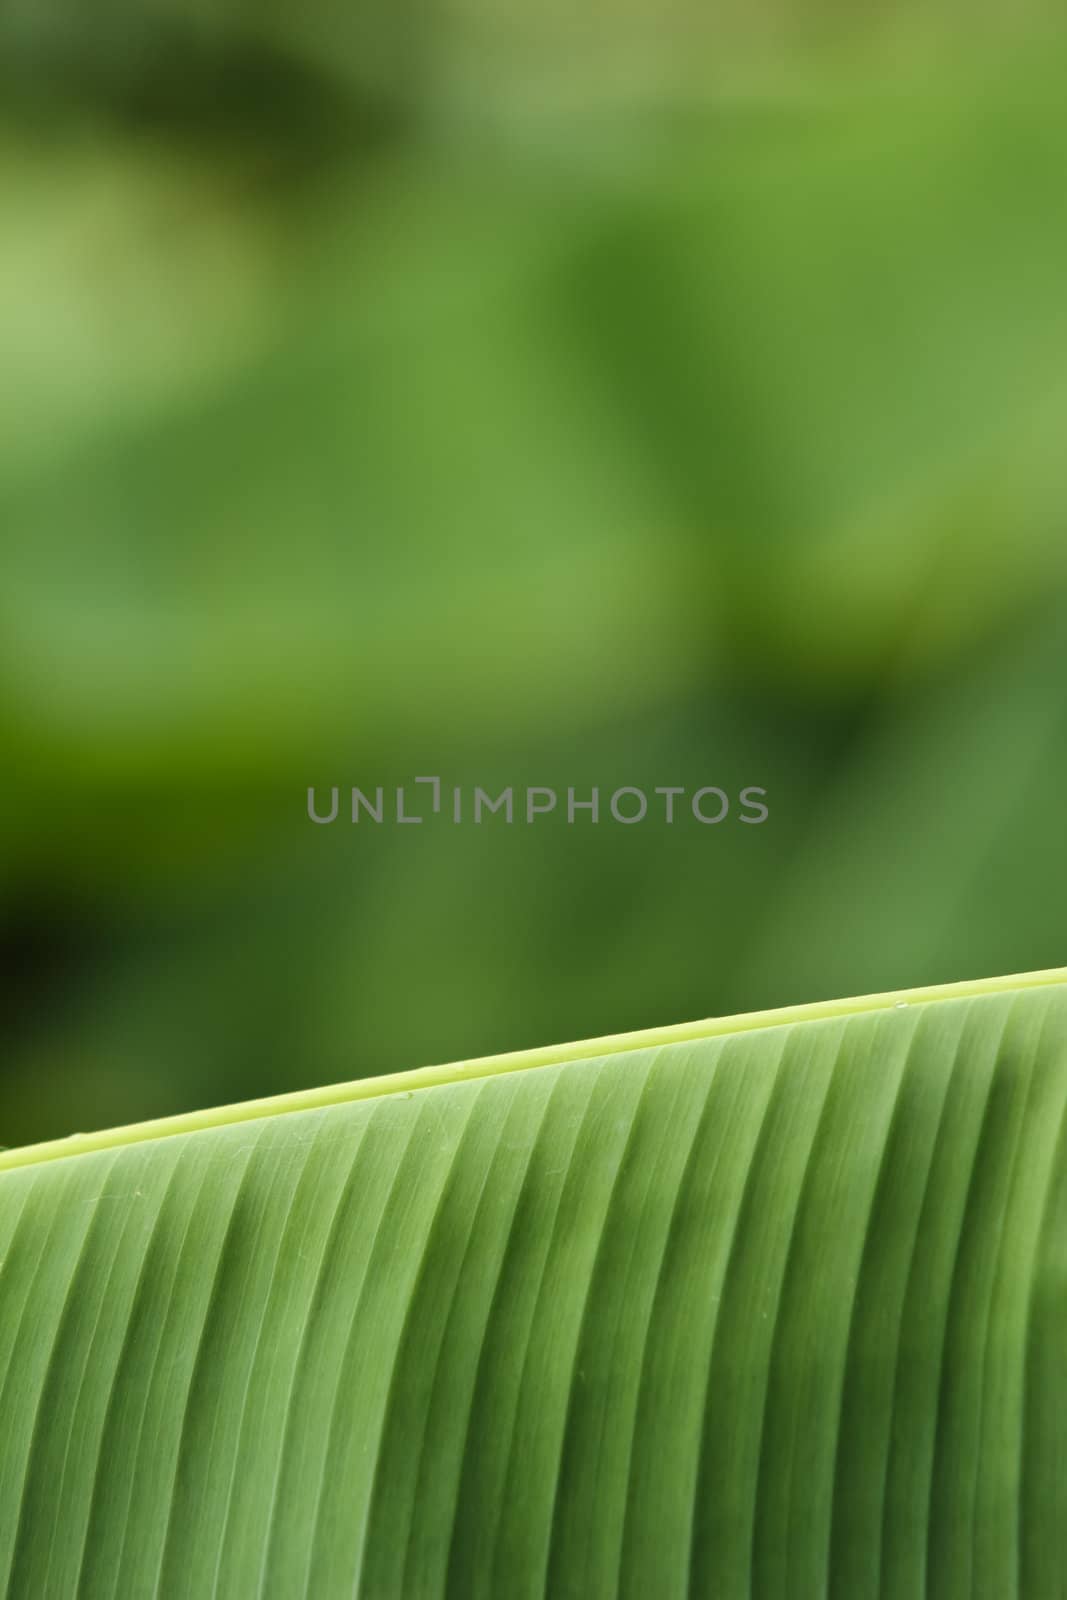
[1,968,1065,1596]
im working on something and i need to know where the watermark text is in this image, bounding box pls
[307,780,769,827]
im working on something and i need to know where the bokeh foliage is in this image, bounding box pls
[3,2,1067,1142]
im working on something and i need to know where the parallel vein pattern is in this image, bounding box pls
[2,984,1066,1597]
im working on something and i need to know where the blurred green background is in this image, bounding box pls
[4,2,1067,1146]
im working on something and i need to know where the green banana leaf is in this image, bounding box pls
[1,968,1065,1597]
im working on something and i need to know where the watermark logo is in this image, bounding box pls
[307,779,768,826]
